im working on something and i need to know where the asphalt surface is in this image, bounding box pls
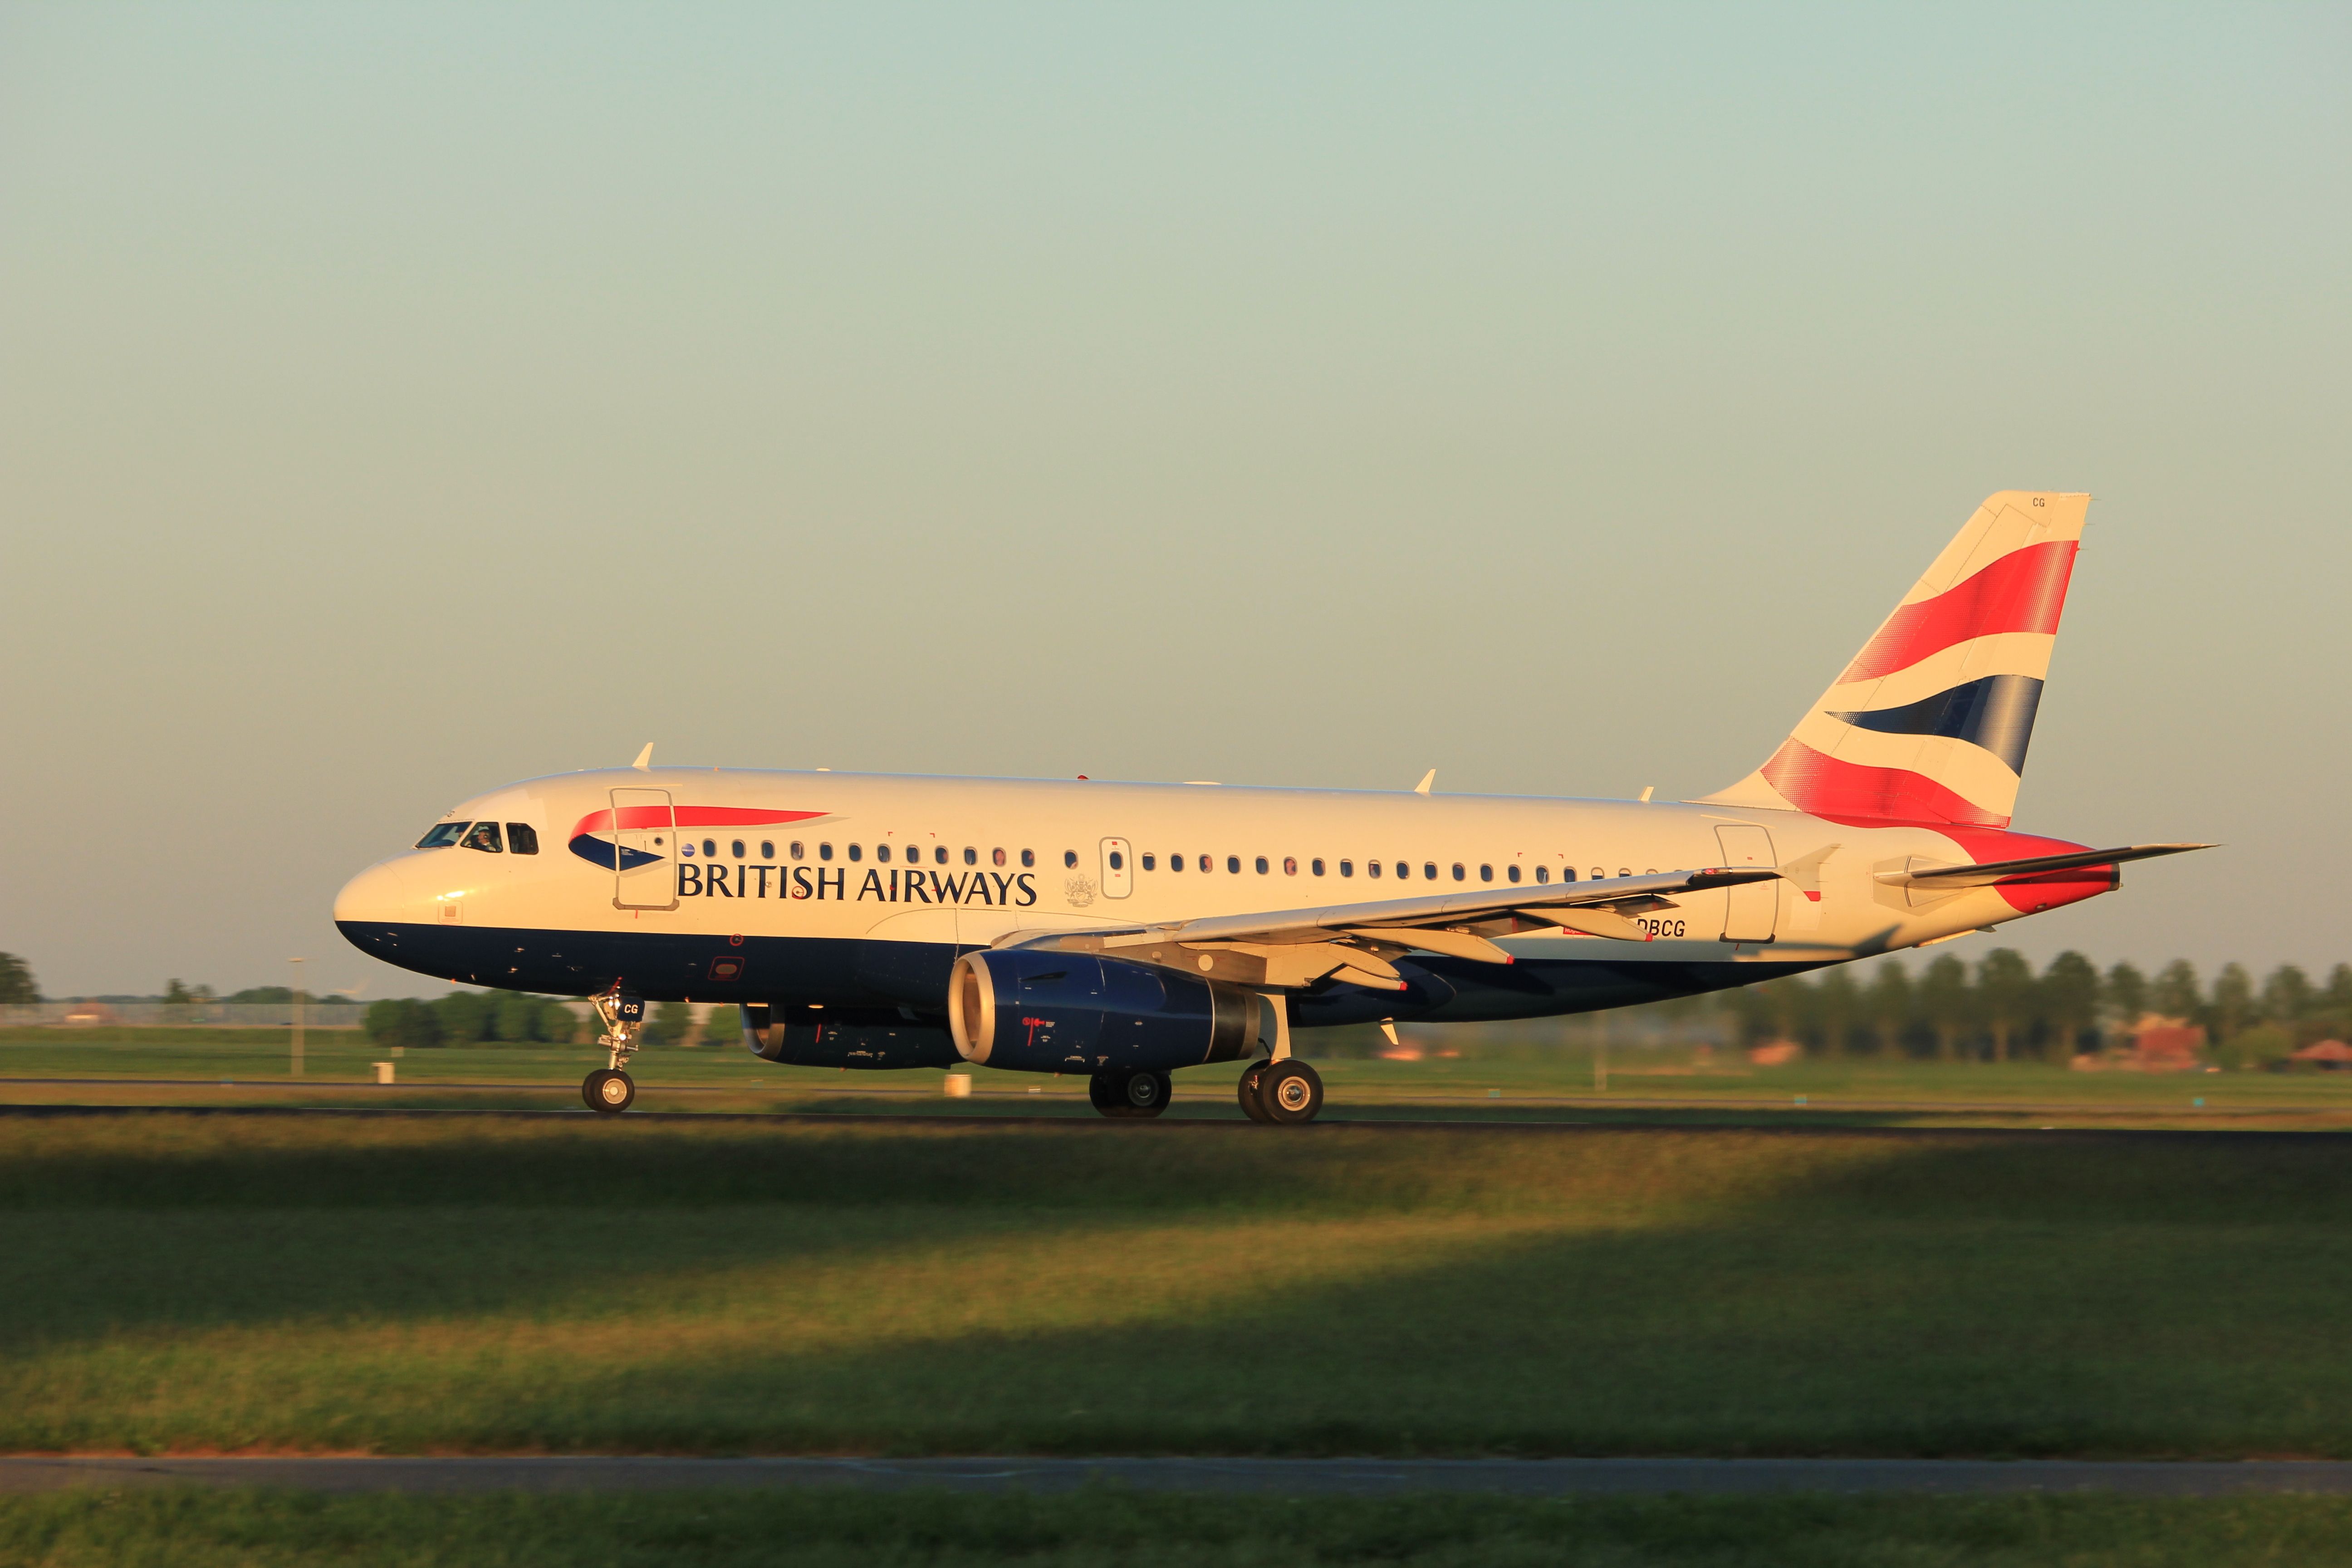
[7,1456,2352,1496]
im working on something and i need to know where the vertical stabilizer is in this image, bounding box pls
[1699,491,2089,828]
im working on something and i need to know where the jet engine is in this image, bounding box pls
[947,949,1259,1074]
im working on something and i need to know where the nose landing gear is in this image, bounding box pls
[584,986,644,1115]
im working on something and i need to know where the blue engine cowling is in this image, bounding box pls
[740,1003,960,1069]
[947,949,1260,1074]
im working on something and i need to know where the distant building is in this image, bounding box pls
[2132,1014,2207,1071]
[2290,1039,2352,1070]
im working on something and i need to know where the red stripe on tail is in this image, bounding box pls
[1840,540,2077,683]
[1758,738,2010,828]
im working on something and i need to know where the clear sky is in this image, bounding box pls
[2,4,2345,1000]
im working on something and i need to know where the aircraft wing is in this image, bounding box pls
[994,865,1780,989]
[1874,843,2213,890]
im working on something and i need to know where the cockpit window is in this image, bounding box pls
[416,823,470,849]
[460,822,505,853]
[507,823,539,855]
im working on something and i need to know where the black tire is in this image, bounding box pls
[1236,1060,1274,1123]
[1088,1070,1127,1116]
[1122,1069,1171,1118]
[585,1068,635,1114]
[1261,1059,1323,1124]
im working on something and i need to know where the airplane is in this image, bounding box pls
[334,491,2207,1122]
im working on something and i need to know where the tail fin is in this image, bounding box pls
[1699,491,2089,828]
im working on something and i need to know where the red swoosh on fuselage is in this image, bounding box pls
[569,806,828,838]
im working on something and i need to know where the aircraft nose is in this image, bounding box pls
[334,857,430,926]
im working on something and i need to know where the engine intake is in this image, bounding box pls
[948,949,1259,1074]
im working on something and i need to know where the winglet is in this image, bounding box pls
[631,743,654,772]
[1414,769,1436,795]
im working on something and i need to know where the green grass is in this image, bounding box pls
[9,1487,2352,1567]
[5,1116,2352,1457]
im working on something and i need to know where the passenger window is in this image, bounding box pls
[1227,856,1241,874]
[1366,860,1381,878]
[1063,850,1078,869]
[1425,863,1439,881]
[701,838,718,858]
[820,843,834,862]
[732,840,746,859]
[1396,862,1410,879]
[992,848,1007,867]
[1479,864,1493,882]
[790,842,805,860]
[761,841,775,860]
[964,847,977,866]
[1109,850,1125,871]
[1339,859,1352,877]
[848,844,863,862]
[1505,865,1519,884]
[1591,867,1603,881]
[1169,853,1184,872]
[1022,849,1035,868]
[1620,867,1632,878]
[1255,857,1269,874]
[1284,857,1298,875]
[461,822,504,853]
[1198,854,1210,872]
[1451,863,1465,882]
[1142,853,1157,872]
[1310,858,1324,877]
[1534,866,1548,884]
[506,823,539,855]
[936,846,949,865]
[414,822,469,849]
[877,843,893,862]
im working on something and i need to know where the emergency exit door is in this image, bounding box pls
[1099,838,1134,898]
[610,787,678,911]
[1714,823,1778,944]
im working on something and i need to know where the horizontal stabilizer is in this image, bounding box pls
[1875,842,2213,889]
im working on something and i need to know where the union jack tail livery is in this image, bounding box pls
[1700,491,2087,829]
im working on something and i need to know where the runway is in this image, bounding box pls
[7,1455,2352,1497]
[0,1101,2346,1140]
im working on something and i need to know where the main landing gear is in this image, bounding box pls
[1239,1058,1323,1124]
[1089,1068,1172,1119]
[583,986,643,1115]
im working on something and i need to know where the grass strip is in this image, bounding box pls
[10,1486,2352,1567]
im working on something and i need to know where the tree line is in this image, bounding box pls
[360,995,736,1049]
[1721,952,2352,1068]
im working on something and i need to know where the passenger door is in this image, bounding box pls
[1713,824,1777,944]
[611,787,678,911]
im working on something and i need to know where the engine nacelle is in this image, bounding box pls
[948,949,1260,1074]
[740,1003,960,1069]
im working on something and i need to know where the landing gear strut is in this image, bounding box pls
[1089,1068,1171,1119]
[584,986,643,1115]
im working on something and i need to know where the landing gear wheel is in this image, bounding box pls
[1122,1069,1171,1117]
[1089,1069,1171,1119]
[583,1068,635,1114]
[1237,1060,1275,1123]
[1260,1059,1323,1124]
